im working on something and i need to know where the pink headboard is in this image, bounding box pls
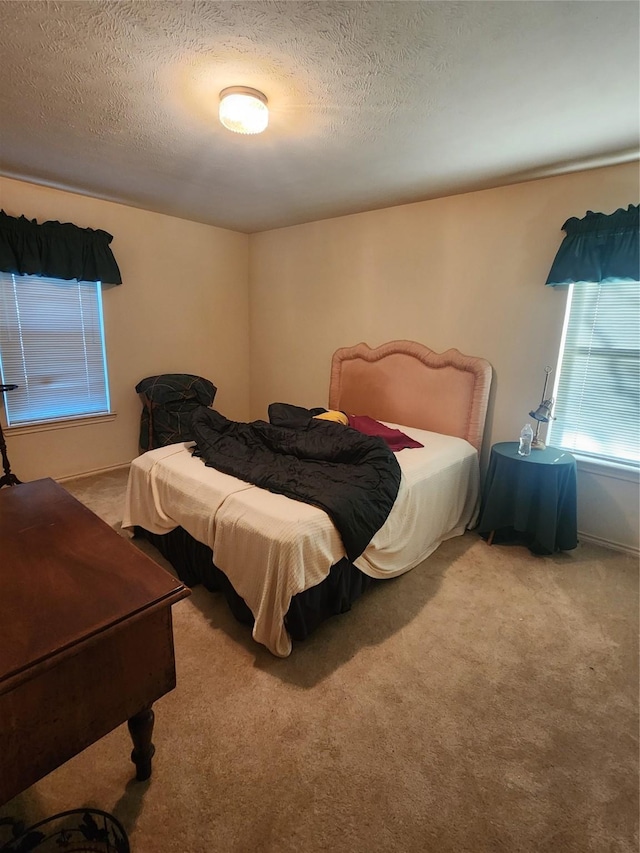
[329,340,492,452]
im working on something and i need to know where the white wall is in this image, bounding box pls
[249,162,639,553]
[0,176,250,481]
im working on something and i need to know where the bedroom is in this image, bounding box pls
[0,2,638,852]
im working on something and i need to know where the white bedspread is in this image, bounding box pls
[122,424,479,656]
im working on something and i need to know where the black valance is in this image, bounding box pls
[545,204,639,286]
[0,210,122,284]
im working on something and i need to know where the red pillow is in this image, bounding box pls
[347,415,424,451]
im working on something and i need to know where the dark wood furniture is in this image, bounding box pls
[0,478,190,807]
[476,441,578,554]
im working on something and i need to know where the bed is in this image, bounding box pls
[122,340,492,656]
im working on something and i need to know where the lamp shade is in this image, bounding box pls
[529,401,554,423]
[219,87,268,135]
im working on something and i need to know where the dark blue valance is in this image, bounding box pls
[0,210,122,284]
[546,204,639,286]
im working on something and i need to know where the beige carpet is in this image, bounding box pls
[1,468,638,853]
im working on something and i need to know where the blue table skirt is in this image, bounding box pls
[476,442,578,554]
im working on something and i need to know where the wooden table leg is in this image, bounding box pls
[0,421,21,488]
[128,705,156,781]
[487,530,495,546]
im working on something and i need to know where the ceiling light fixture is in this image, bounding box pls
[219,86,268,135]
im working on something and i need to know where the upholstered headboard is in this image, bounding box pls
[329,340,492,452]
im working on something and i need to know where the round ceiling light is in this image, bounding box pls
[219,86,269,135]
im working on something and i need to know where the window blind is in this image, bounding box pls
[548,281,639,466]
[0,272,110,426]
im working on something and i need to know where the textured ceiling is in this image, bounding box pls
[0,1,638,233]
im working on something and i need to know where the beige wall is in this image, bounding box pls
[0,176,250,481]
[249,162,639,552]
[2,166,637,551]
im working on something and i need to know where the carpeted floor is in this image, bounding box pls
[1,467,638,853]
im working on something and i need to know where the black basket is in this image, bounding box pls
[0,809,129,852]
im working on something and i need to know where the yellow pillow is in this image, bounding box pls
[313,410,349,426]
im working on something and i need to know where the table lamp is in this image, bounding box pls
[529,366,555,451]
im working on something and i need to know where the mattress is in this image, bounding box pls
[122,423,479,656]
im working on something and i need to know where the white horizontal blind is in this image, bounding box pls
[548,281,639,466]
[0,273,110,426]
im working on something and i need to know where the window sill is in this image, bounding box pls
[573,454,639,484]
[4,412,117,437]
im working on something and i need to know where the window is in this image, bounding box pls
[0,272,110,427]
[548,280,639,467]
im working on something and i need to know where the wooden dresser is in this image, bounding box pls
[0,478,190,806]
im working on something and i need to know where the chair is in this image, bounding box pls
[135,373,217,451]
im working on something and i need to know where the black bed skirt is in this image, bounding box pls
[138,526,379,642]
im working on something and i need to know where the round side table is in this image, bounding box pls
[476,441,578,554]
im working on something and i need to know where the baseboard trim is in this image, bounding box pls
[578,530,639,557]
[51,467,639,558]
[56,462,131,483]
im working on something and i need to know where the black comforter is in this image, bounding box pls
[190,404,401,561]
